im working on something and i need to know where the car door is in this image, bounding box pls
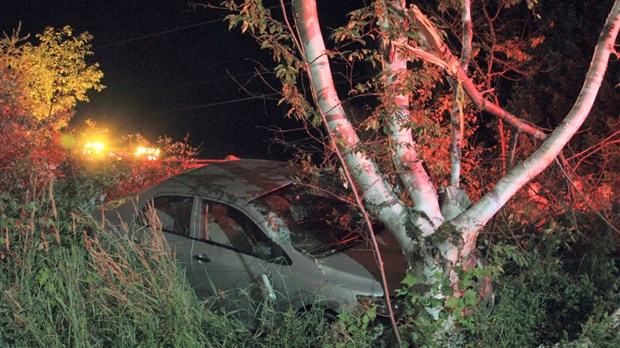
[134,195,197,269]
[187,200,289,311]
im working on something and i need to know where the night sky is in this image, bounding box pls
[6,1,613,161]
[1,0,316,160]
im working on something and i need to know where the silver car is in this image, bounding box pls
[104,158,406,318]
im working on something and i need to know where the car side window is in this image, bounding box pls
[201,200,274,259]
[139,196,193,236]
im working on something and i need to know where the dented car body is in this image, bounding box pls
[104,159,406,317]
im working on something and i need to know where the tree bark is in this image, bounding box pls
[380,0,444,229]
[448,0,473,189]
[292,0,437,254]
[403,5,548,141]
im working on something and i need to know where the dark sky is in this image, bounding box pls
[7,1,612,162]
[1,0,317,160]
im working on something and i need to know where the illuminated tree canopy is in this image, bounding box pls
[1,25,104,130]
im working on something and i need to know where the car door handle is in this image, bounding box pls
[193,253,211,262]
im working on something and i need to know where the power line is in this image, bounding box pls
[137,70,273,92]
[135,71,369,116]
[142,93,280,116]
[95,3,284,49]
[96,18,222,49]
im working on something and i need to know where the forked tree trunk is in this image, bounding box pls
[292,0,620,265]
[221,0,620,345]
[292,0,441,256]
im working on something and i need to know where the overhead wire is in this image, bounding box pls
[142,93,280,116]
[91,5,286,115]
[89,3,369,118]
[94,3,283,49]
[95,18,223,49]
[135,72,369,117]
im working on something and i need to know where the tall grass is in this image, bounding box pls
[0,206,344,347]
[2,178,616,347]
[1,217,214,347]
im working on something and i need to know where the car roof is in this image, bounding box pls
[154,159,294,202]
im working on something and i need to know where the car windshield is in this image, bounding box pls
[251,184,382,258]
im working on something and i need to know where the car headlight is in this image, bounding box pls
[356,295,402,317]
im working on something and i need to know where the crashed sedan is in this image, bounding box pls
[103,158,406,318]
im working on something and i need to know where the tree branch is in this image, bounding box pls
[448,0,473,189]
[380,0,444,228]
[452,0,620,259]
[291,0,437,252]
[397,5,548,140]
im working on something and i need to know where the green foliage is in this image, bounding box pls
[0,174,375,347]
[223,0,317,124]
[397,271,452,346]
[0,3,616,345]
[2,25,104,130]
[0,25,104,197]
[251,304,333,347]
[223,0,484,191]
[465,221,619,347]
[574,309,620,348]
[0,190,335,347]
[383,215,619,347]
[222,3,618,346]
[0,216,210,347]
[1,168,617,347]
[326,307,385,347]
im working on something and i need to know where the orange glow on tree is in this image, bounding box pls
[2,26,104,131]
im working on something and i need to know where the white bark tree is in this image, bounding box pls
[220,0,620,336]
[286,0,619,260]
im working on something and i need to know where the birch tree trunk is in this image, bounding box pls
[292,0,438,255]
[224,0,620,332]
[379,0,444,230]
[291,0,619,261]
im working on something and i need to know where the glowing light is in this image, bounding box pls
[135,146,161,160]
[83,141,106,156]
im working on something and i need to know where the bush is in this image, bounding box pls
[61,130,201,202]
[377,211,619,347]
[465,218,619,347]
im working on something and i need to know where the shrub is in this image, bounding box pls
[465,217,619,347]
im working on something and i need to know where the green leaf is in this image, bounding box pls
[463,289,477,306]
[401,272,418,287]
[36,266,51,286]
[445,296,460,309]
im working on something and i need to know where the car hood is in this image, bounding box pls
[324,231,407,294]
